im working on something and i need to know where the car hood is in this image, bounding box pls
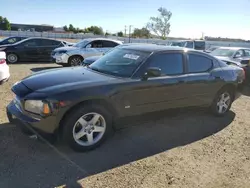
[53,46,78,52]
[21,67,116,93]
[214,56,231,61]
[83,56,102,65]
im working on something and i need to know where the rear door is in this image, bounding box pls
[185,52,224,106]
[39,39,62,61]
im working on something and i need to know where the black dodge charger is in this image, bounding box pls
[7,44,245,151]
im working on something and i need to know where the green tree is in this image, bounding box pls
[0,16,11,30]
[63,25,68,31]
[87,26,104,35]
[117,31,123,37]
[147,7,172,39]
[68,24,74,32]
[132,27,150,38]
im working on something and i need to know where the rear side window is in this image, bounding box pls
[148,53,183,75]
[102,40,119,47]
[194,41,205,50]
[41,39,61,46]
[188,54,213,73]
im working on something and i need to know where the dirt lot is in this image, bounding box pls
[0,63,250,188]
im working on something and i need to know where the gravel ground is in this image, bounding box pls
[0,63,250,188]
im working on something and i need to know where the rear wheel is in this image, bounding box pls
[68,56,83,67]
[211,88,233,116]
[7,53,18,63]
[62,104,113,152]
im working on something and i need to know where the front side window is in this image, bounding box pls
[147,53,184,75]
[22,39,41,47]
[185,41,194,48]
[7,38,17,44]
[244,49,250,56]
[188,54,212,73]
[89,48,150,77]
[235,50,244,57]
[91,40,103,48]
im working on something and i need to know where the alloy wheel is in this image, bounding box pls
[72,112,106,146]
[70,57,82,66]
[7,54,18,63]
[216,92,231,114]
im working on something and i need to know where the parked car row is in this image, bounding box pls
[6,44,245,152]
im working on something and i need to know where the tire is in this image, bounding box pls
[62,104,113,152]
[211,88,233,116]
[7,53,18,63]
[68,56,83,67]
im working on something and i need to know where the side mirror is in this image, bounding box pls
[142,67,161,80]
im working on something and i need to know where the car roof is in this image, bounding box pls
[12,37,62,45]
[119,43,197,53]
[83,38,123,44]
[218,47,250,50]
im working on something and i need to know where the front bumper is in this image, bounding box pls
[51,53,69,64]
[7,100,58,134]
[0,64,10,84]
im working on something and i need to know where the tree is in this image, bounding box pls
[117,31,123,37]
[86,26,104,35]
[0,16,11,30]
[69,24,74,32]
[63,25,68,31]
[147,7,172,39]
[132,27,150,38]
[105,32,110,36]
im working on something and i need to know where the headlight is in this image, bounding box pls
[24,100,50,115]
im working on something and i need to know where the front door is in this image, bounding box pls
[114,52,190,116]
[17,39,41,60]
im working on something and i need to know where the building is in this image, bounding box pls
[10,23,54,32]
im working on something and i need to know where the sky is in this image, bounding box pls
[1,0,250,39]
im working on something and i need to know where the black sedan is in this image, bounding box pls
[0,36,27,45]
[0,37,65,63]
[7,44,244,151]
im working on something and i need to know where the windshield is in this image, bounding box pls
[73,39,91,48]
[210,48,236,57]
[89,48,150,77]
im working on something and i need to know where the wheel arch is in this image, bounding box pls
[218,83,237,100]
[57,98,118,135]
[68,54,84,62]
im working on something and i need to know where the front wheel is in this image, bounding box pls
[68,56,83,67]
[62,104,113,152]
[7,53,18,63]
[211,89,233,116]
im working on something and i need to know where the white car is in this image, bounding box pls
[0,51,10,84]
[51,38,123,66]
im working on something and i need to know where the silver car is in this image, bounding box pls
[51,38,123,66]
[210,47,250,66]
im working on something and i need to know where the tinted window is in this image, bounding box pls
[91,40,102,48]
[188,54,212,73]
[194,41,205,50]
[7,38,17,44]
[244,49,250,56]
[22,39,41,47]
[148,53,183,75]
[102,41,119,47]
[41,39,61,46]
[185,41,194,48]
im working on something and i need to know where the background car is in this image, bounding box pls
[61,40,76,47]
[7,44,244,152]
[0,37,66,63]
[0,51,10,84]
[204,46,219,53]
[182,40,206,51]
[210,47,250,64]
[0,36,27,45]
[51,38,123,66]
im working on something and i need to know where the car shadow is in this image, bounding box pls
[30,66,61,72]
[0,109,235,188]
[242,84,250,96]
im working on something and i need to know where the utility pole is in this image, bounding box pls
[124,25,127,37]
[128,25,132,43]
